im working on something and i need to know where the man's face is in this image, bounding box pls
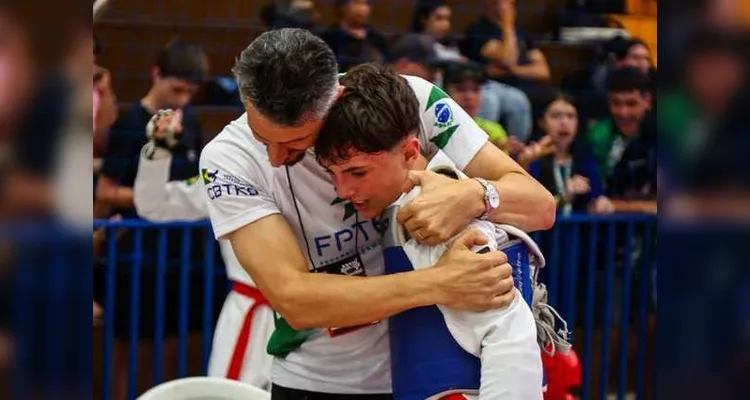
[246,104,323,167]
[320,138,419,219]
[341,0,371,26]
[608,90,651,136]
[153,76,200,110]
[446,80,481,117]
[617,44,651,75]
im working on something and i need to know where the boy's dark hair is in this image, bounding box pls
[156,39,209,85]
[442,61,486,87]
[315,63,420,164]
[608,67,650,95]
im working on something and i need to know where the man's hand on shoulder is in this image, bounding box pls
[428,228,516,311]
[398,170,485,245]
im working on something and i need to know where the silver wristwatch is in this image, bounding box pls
[473,177,500,220]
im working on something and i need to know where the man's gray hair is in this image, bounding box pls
[232,28,339,126]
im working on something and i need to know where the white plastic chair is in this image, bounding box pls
[137,377,271,400]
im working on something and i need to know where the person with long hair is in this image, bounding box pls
[521,93,614,215]
[411,0,464,62]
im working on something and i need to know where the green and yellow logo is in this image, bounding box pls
[201,168,218,185]
[331,197,357,221]
[185,176,199,186]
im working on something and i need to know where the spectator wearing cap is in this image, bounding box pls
[587,67,657,214]
[464,0,551,96]
[411,0,465,62]
[442,61,508,150]
[319,0,389,72]
[388,33,442,82]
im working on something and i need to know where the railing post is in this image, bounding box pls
[600,221,618,400]
[582,220,599,400]
[618,222,636,399]
[202,233,216,374]
[127,227,144,400]
[102,227,118,400]
[178,227,192,378]
[153,228,168,386]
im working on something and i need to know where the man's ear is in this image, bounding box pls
[151,66,162,84]
[335,84,345,99]
[644,92,653,109]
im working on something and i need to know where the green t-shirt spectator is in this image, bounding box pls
[475,116,507,146]
[658,90,703,172]
[587,117,657,199]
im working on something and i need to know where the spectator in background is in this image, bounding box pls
[588,67,657,214]
[411,0,465,62]
[93,39,214,400]
[388,33,441,82]
[260,0,320,30]
[319,0,389,72]
[524,93,614,215]
[591,37,656,102]
[442,61,507,151]
[464,0,551,97]
[614,38,653,75]
[95,39,206,219]
[0,8,34,143]
[412,0,532,141]
[659,26,748,196]
[93,61,117,168]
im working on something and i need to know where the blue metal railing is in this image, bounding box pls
[92,214,657,400]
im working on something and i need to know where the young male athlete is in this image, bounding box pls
[132,110,274,390]
[199,28,556,398]
[315,62,546,400]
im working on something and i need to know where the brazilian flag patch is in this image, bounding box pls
[201,168,217,184]
[185,176,199,186]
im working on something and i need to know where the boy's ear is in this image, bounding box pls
[401,136,421,163]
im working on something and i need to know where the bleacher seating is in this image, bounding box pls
[96,0,609,108]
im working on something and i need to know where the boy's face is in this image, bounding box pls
[446,80,481,117]
[152,67,201,110]
[320,137,420,219]
[608,90,651,136]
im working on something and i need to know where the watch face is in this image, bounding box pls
[489,191,500,208]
